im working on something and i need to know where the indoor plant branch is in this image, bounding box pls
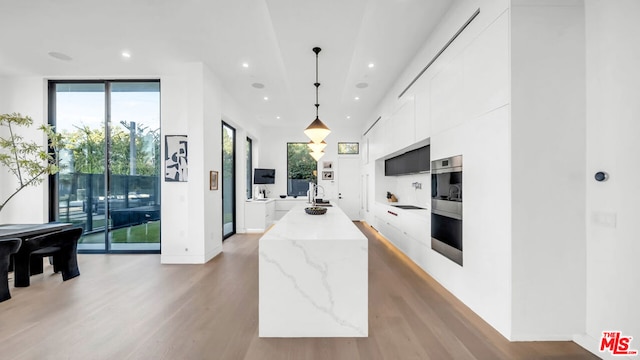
[0,113,62,214]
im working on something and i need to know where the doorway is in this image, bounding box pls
[222,121,236,239]
[48,80,161,253]
[337,157,361,220]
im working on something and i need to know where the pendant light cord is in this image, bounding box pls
[313,47,321,119]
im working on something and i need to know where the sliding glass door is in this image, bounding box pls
[49,80,161,253]
[222,122,236,239]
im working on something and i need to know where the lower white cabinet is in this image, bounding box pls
[274,198,308,220]
[245,199,275,233]
[373,203,429,260]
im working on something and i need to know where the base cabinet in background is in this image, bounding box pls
[274,198,308,221]
[245,199,275,233]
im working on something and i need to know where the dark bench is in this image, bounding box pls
[1,238,21,302]
[13,227,83,287]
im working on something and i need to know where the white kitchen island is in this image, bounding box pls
[259,203,368,337]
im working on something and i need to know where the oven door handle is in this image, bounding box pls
[431,208,462,220]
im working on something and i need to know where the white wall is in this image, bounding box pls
[161,62,261,261]
[510,0,586,340]
[0,77,49,224]
[0,63,253,265]
[576,0,640,357]
[258,123,362,202]
[220,88,261,234]
[159,62,216,263]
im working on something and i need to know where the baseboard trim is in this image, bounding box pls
[574,333,620,360]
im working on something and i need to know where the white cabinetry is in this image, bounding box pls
[373,203,429,259]
[245,199,275,233]
[274,198,308,220]
[414,89,430,142]
[388,96,416,154]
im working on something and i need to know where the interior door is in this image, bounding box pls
[337,157,361,220]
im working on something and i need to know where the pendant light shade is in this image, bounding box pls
[310,150,325,161]
[304,47,330,144]
[304,119,330,144]
[307,140,327,153]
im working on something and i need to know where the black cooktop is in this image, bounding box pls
[392,205,426,210]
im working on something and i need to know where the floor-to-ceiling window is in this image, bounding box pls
[246,137,252,200]
[222,122,236,239]
[48,80,161,253]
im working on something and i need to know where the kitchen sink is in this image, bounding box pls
[392,205,425,210]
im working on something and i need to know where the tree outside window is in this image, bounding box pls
[287,143,316,196]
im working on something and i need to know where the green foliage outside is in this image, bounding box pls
[61,124,160,176]
[0,113,62,213]
[287,142,317,182]
[80,221,160,244]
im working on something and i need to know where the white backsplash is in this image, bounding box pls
[390,173,431,208]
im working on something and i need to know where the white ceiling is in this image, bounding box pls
[0,0,451,130]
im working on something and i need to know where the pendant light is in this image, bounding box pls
[307,140,327,153]
[310,150,325,162]
[304,47,331,144]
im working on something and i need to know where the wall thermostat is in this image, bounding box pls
[594,171,609,182]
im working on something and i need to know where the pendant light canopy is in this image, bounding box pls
[307,140,327,153]
[304,47,331,144]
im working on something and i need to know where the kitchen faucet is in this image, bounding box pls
[308,182,325,206]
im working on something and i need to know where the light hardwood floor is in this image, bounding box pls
[0,223,598,360]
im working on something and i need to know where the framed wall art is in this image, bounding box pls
[165,135,188,182]
[210,171,219,190]
[322,171,334,180]
[338,142,359,154]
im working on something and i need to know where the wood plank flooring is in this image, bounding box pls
[0,222,599,359]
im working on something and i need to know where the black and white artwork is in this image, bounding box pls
[165,135,188,182]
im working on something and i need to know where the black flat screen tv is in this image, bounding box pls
[254,168,275,184]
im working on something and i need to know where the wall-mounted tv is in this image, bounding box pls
[254,168,275,184]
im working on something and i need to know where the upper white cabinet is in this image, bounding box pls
[462,13,510,120]
[414,88,430,142]
[430,54,465,135]
[388,96,416,154]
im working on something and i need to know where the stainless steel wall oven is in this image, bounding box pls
[431,155,463,266]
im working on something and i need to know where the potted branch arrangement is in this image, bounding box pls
[0,113,62,214]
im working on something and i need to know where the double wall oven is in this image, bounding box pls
[431,155,463,266]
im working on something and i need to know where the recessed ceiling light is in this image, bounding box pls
[354,96,360,101]
[242,62,249,68]
[368,63,375,68]
[347,116,351,119]
[252,83,265,89]
[122,52,131,58]
[48,51,73,61]
[263,96,269,101]
[356,82,368,89]
[276,116,281,119]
